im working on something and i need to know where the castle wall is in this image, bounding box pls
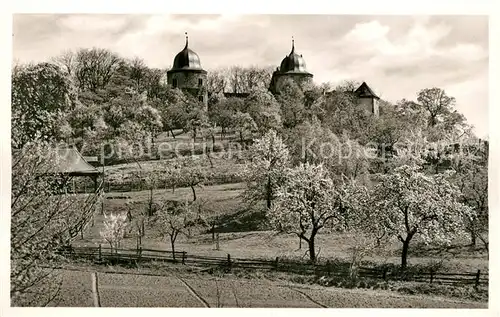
[167,71,206,88]
[373,99,379,117]
[167,71,208,108]
[271,73,313,94]
[358,97,379,117]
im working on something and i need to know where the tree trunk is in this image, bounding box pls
[308,238,316,263]
[430,115,437,127]
[470,230,477,247]
[148,188,154,216]
[191,185,197,201]
[170,128,176,139]
[401,237,411,269]
[239,131,243,144]
[478,235,488,252]
[206,150,214,168]
[266,176,272,209]
[170,237,176,261]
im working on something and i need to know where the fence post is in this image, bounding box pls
[475,269,481,288]
[227,254,232,271]
[275,257,279,271]
[98,244,102,262]
[430,270,434,284]
[182,252,186,265]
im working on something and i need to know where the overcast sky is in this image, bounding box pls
[12,14,489,137]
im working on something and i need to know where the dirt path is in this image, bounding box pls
[47,268,486,308]
[174,274,211,307]
[283,285,328,308]
[91,272,101,307]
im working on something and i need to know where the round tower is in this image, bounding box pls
[269,38,313,95]
[167,33,208,108]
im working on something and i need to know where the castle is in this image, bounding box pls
[166,34,380,116]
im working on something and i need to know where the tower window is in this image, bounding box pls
[173,78,178,88]
[198,78,203,87]
[198,95,204,102]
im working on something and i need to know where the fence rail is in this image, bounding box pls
[57,245,488,287]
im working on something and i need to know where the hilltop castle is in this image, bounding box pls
[166,34,380,116]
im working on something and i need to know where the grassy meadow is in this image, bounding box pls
[75,182,488,274]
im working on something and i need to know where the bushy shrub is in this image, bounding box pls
[394,283,487,302]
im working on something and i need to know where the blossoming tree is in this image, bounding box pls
[155,200,206,260]
[371,164,474,269]
[100,212,129,252]
[268,163,346,262]
[244,130,290,209]
[11,141,103,306]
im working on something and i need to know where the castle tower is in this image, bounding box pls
[166,33,208,108]
[269,38,313,95]
[355,82,380,117]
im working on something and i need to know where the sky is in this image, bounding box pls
[12,14,489,137]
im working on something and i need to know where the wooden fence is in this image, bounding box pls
[57,245,488,287]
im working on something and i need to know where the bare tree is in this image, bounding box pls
[243,65,273,92]
[74,48,123,92]
[336,79,362,93]
[227,66,273,93]
[206,67,228,94]
[128,57,148,92]
[51,50,76,77]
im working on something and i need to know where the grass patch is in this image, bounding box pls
[391,282,488,302]
[101,157,246,193]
